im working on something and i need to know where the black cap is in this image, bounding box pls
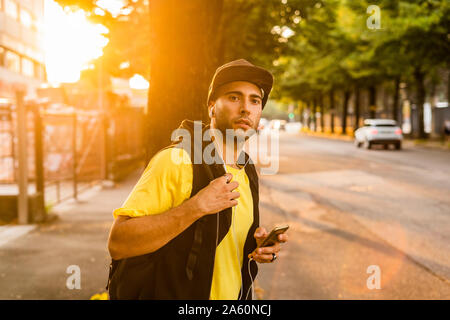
[207,59,273,108]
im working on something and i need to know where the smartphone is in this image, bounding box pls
[257,225,289,248]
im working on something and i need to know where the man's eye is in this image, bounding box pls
[252,99,261,104]
[229,95,239,101]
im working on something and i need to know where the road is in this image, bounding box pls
[255,132,450,299]
[0,132,448,300]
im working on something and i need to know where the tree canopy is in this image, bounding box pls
[55,0,449,143]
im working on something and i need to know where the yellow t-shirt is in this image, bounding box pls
[113,147,254,300]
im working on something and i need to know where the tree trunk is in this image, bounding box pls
[354,83,361,130]
[414,67,426,139]
[312,96,317,132]
[298,101,304,127]
[329,89,335,133]
[342,89,350,135]
[306,100,312,130]
[146,0,223,160]
[319,92,324,132]
[392,77,400,122]
[448,71,450,108]
[369,85,377,118]
[429,79,437,136]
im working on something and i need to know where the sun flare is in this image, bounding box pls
[43,0,110,85]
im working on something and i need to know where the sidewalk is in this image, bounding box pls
[0,168,143,299]
[301,130,450,151]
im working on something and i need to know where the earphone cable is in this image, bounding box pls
[212,131,251,300]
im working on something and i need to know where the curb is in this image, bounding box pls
[299,131,353,142]
[0,225,36,247]
[299,131,450,151]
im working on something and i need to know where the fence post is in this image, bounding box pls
[16,90,28,224]
[103,112,109,180]
[33,104,45,202]
[73,111,78,200]
[110,115,115,181]
[33,103,47,222]
[98,60,107,181]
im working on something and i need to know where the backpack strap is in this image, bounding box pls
[185,163,215,280]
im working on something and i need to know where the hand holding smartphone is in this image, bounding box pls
[257,225,289,248]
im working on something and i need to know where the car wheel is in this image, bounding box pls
[384,144,389,150]
[395,142,402,150]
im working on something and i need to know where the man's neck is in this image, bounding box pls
[210,124,244,168]
[223,139,242,169]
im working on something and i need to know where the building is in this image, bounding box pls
[0,0,46,103]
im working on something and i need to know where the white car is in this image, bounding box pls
[354,119,403,150]
[284,121,302,133]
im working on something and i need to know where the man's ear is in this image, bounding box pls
[208,103,215,118]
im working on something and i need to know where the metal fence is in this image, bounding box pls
[107,107,146,181]
[0,102,146,212]
[0,105,16,183]
[0,104,36,184]
[41,109,103,204]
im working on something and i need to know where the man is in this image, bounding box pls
[107,59,288,300]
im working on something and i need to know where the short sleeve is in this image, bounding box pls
[113,147,193,218]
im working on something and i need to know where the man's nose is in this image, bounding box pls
[240,98,251,115]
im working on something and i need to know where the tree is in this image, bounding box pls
[277,0,450,139]
[55,0,307,158]
[276,0,356,134]
[389,0,449,138]
[356,0,450,137]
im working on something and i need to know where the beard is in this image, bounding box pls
[215,115,258,135]
[214,117,257,153]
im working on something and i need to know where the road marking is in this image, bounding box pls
[0,225,36,247]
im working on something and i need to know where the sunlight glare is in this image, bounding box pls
[96,0,127,17]
[44,0,109,85]
[129,74,149,90]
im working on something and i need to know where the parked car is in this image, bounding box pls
[284,121,302,133]
[354,119,403,150]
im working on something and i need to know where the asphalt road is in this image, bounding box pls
[255,132,450,299]
[0,132,448,300]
